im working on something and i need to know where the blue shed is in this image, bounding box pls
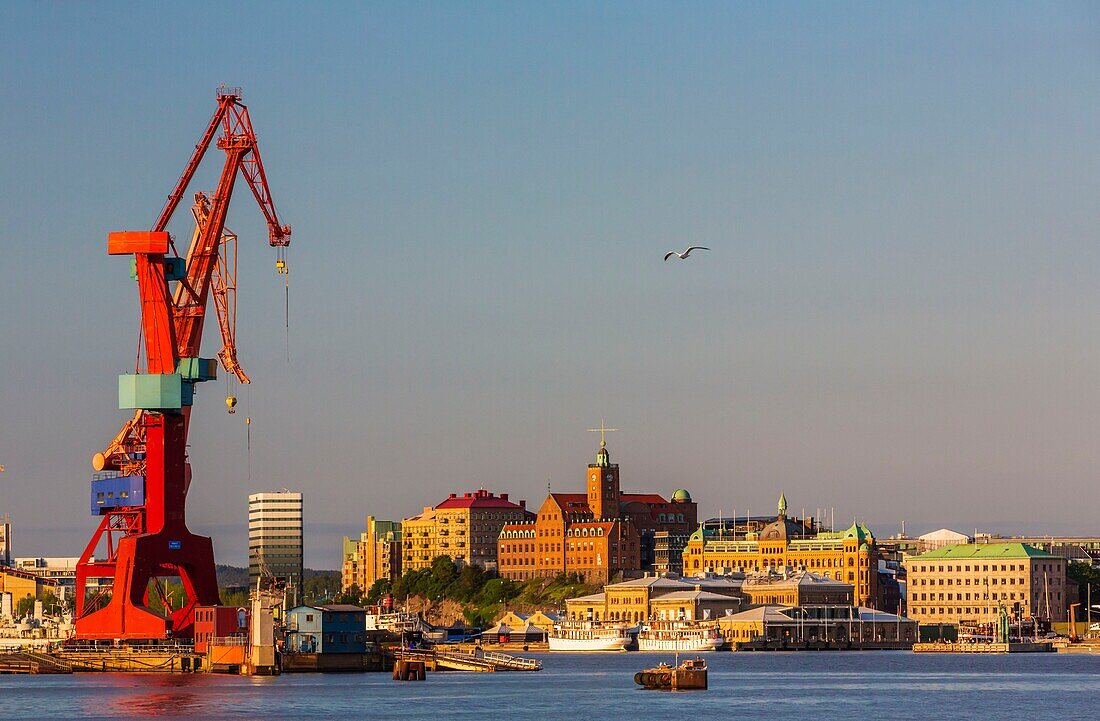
[286,604,368,654]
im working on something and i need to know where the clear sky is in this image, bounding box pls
[1,2,1098,568]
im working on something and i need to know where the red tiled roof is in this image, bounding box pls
[435,489,527,510]
[549,493,593,514]
[621,493,671,505]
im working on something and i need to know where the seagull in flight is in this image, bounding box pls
[664,246,710,261]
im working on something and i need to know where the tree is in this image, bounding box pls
[334,584,363,606]
[15,594,35,617]
[365,578,392,605]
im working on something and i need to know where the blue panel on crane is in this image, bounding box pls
[177,358,218,382]
[164,256,186,281]
[129,256,187,282]
[91,475,146,515]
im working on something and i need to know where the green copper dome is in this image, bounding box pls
[671,489,692,503]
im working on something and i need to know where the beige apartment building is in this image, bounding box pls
[341,516,402,593]
[402,490,532,572]
[906,543,1068,625]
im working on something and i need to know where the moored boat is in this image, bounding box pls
[634,657,708,690]
[636,621,723,652]
[548,621,634,652]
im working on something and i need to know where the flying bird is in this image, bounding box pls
[664,246,710,261]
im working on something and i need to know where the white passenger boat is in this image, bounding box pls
[636,622,723,652]
[548,622,634,652]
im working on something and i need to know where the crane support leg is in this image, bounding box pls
[74,414,220,640]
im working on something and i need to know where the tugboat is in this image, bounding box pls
[633,656,708,690]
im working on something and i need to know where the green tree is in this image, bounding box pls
[334,584,364,606]
[365,578,392,605]
[15,594,35,617]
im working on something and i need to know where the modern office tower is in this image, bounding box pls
[248,491,304,606]
[0,514,11,567]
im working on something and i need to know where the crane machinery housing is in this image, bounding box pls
[73,86,291,641]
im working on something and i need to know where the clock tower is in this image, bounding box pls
[587,439,620,520]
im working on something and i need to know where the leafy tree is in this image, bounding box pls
[1068,562,1100,618]
[365,578,392,605]
[334,584,363,606]
[16,594,35,617]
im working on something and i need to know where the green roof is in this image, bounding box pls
[914,542,1056,560]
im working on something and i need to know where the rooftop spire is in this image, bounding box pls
[778,491,788,518]
[587,421,618,466]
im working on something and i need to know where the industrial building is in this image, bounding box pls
[248,491,304,606]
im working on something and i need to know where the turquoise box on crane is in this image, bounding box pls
[118,373,184,411]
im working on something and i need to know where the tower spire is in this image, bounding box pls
[587,421,618,467]
[778,491,788,518]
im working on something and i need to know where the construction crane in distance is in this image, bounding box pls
[74,86,291,641]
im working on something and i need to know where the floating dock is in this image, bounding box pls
[913,641,1053,654]
[395,647,541,672]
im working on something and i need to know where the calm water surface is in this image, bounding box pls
[2,652,1098,720]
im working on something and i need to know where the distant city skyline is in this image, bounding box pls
[2,3,1100,569]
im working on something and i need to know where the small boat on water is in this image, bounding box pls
[636,621,723,652]
[634,657,708,690]
[548,621,634,652]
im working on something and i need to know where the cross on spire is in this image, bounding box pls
[587,421,618,448]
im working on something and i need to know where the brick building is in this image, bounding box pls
[497,439,697,583]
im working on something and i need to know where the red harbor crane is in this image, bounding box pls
[74,86,291,641]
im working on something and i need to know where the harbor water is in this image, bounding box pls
[2,651,1098,720]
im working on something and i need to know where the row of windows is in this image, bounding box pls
[913,591,1028,602]
[912,576,1041,587]
[912,562,1057,573]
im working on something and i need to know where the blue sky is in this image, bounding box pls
[1,2,1099,567]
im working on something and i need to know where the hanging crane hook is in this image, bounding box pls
[226,395,237,414]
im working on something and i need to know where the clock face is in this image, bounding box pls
[591,474,597,482]
[606,474,613,482]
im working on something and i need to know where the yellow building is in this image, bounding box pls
[905,542,1068,626]
[741,569,855,606]
[565,575,742,623]
[402,490,532,572]
[682,494,881,607]
[341,516,402,593]
[0,567,59,609]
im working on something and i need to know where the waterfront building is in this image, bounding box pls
[718,605,917,645]
[401,489,532,572]
[905,543,1069,625]
[0,566,61,608]
[564,574,741,622]
[341,516,402,593]
[285,604,368,654]
[740,569,855,606]
[11,557,99,600]
[248,491,304,606]
[681,493,881,607]
[496,439,697,583]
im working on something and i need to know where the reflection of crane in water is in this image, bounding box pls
[74,86,292,641]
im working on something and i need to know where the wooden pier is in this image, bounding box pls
[0,652,73,674]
